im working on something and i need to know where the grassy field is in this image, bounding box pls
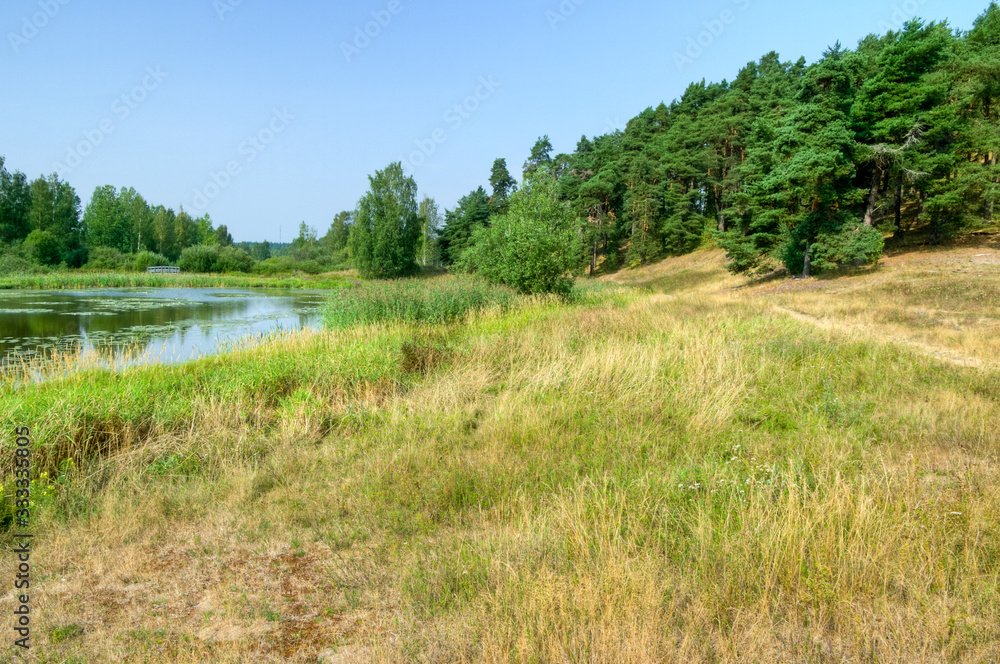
[0,271,354,291]
[1,244,998,662]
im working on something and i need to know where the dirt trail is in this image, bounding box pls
[773,305,991,369]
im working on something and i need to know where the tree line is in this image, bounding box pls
[3,5,997,283]
[439,5,1000,278]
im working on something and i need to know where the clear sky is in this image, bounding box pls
[1,0,991,242]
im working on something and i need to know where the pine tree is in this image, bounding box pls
[440,187,491,266]
[523,136,554,178]
[488,158,517,214]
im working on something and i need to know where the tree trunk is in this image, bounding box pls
[919,191,936,245]
[863,165,882,227]
[802,243,812,278]
[893,177,904,240]
[714,185,725,232]
[986,153,996,223]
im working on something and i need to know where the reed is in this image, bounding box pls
[0,271,352,291]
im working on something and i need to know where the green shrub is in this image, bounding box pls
[0,245,40,276]
[460,171,580,296]
[253,257,324,276]
[24,229,62,266]
[84,246,130,271]
[178,245,218,273]
[134,251,172,272]
[215,246,255,273]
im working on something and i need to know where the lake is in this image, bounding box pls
[0,288,328,370]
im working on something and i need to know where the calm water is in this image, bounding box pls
[0,288,327,369]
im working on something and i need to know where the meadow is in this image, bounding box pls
[0,245,998,662]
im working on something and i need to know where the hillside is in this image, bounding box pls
[1,243,999,662]
[608,235,1000,368]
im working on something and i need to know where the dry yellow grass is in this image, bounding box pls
[2,243,999,662]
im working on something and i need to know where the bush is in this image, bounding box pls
[813,224,885,271]
[24,230,62,266]
[178,245,219,273]
[252,256,324,275]
[0,245,41,276]
[84,246,130,271]
[460,170,581,296]
[215,246,255,273]
[323,276,519,328]
[134,251,172,272]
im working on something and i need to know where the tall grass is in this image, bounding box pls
[1,260,999,662]
[323,275,521,327]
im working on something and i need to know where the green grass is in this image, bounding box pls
[322,274,522,327]
[2,267,999,662]
[0,325,405,480]
[0,271,352,290]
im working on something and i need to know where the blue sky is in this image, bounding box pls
[1,0,991,242]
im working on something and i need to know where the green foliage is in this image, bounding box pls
[4,5,998,283]
[440,187,491,266]
[323,276,519,328]
[84,246,130,271]
[0,244,44,275]
[489,158,517,214]
[24,229,62,266]
[462,171,581,296]
[252,256,324,275]
[523,135,554,178]
[176,244,255,273]
[418,197,442,268]
[350,162,422,279]
[0,157,32,244]
[812,224,885,271]
[133,251,172,272]
[178,245,218,273]
[27,174,83,265]
[215,245,255,273]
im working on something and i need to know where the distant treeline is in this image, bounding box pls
[0,163,354,275]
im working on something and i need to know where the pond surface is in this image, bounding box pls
[0,288,328,370]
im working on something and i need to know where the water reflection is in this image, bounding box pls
[0,288,327,369]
